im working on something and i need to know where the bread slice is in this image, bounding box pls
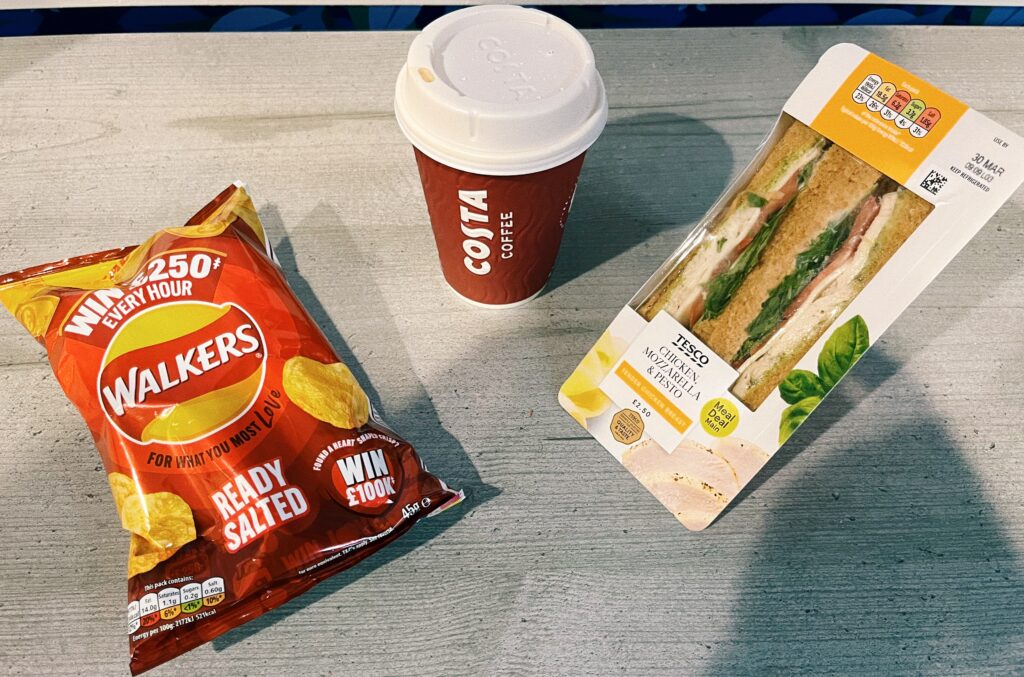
[731,189,932,409]
[637,120,825,323]
[735,120,825,204]
[693,145,882,360]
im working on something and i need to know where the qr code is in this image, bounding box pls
[921,170,947,195]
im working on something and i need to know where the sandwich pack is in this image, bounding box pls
[560,43,1024,530]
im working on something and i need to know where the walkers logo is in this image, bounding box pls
[98,301,266,445]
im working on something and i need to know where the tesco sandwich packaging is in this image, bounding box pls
[2,7,1024,674]
[560,43,1024,531]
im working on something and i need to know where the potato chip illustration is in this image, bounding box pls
[283,356,370,429]
[167,200,265,241]
[110,240,153,285]
[127,533,171,578]
[120,492,197,551]
[14,294,59,337]
[164,218,234,239]
[108,472,137,516]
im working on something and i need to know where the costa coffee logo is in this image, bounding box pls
[458,189,515,276]
[459,189,493,276]
[476,36,538,100]
[97,301,266,445]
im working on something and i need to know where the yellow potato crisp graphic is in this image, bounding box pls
[108,472,138,515]
[127,533,174,578]
[283,356,370,429]
[120,492,197,552]
[15,295,59,337]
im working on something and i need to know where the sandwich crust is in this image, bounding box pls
[637,120,824,321]
[741,120,824,200]
[693,145,882,360]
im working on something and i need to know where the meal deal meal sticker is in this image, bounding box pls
[600,311,738,453]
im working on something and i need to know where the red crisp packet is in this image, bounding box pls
[0,183,463,673]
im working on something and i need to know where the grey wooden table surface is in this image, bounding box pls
[1,27,1022,676]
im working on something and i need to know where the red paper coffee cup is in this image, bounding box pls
[412,148,585,306]
[395,6,607,307]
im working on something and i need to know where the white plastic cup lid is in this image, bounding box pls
[395,6,608,176]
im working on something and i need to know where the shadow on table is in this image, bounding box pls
[212,203,496,652]
[716,340,907,521]
[546,112,734,294]
[709,346,1024,673]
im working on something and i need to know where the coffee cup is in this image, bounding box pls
[395,6,607,307]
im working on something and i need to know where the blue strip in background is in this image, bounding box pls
[1,5,1023,36]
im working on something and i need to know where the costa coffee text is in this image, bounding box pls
[458,190,515,277]
[459,190,492,275]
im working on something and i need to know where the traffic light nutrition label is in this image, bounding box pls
[853,74,941,138]
[128,577,225,634]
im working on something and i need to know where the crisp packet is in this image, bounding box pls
[0,183,463,673]
[561,44,1024,530]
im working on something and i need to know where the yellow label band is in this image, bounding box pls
[812,53,968,185]
[614,361,692,434]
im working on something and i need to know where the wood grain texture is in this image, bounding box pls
[0,28,1022,676]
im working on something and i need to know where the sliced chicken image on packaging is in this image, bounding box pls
[622,439,769,531]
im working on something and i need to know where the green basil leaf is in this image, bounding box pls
[817,315,869,389]
[778,369,826,404]
[734,211,856,362]
[779,395,822,444]
[794,211,853,271]
[701,197,796,321]
[746,192,768,208]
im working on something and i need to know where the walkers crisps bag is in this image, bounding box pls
[0,183,463,674]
